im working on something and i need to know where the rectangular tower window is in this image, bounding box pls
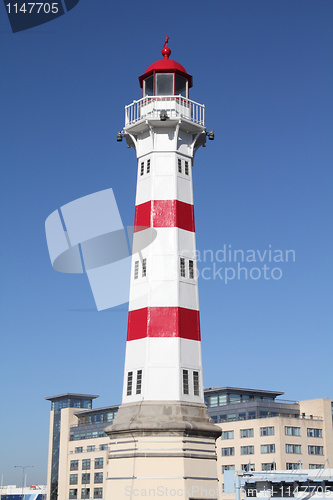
[94,458,104,469]
[136,369,142,395]
[178,158,182,173]
[81,473,90,484]
[134,261,139,279]
[185,161,189,175]
[183,369,189,395]
[81,489,90,500]
[93,488,103,499]
[94,473,103,484]
[260,426,274,436]
[180,257,186,278]
[140,162,144,176]
[146,159,150,174]
[307,428,323,438]
[189,260,194,279]
[82,459,90,470]
[126,371,133,396]
[70,460,78,471]
[193,371,200,396]
[142,258,147,277]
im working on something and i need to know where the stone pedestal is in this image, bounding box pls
[104,401,222,500]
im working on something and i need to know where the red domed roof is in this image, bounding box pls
[139,37,193,89]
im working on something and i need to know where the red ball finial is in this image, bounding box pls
[162,35,171,59]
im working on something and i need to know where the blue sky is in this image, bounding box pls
[0,0,332,485]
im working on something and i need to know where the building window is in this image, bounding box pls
[99,444,108,451]
[262,462,276,471]
[180,257,186,278]
[219,394,227,406]
[189,260,194,279]
[178,158,182,173]
[260,426,274,437]
[87,446,95,452]
[240,428,254,438]
[285,444,302,454]
[286,463,302,470]
[193,371,199,396]
[242,464,255,472]
[82,474,90,484]
[126,371,133,396]
[142,258,147,277]
[222,447,234,457]
[94,473,103,484]
[146,159,150,174]
[70,475,78,485]
[75,447,83,453]
[136,369,142,395]
[307,428,323,438]
[309,464,324,469]
[81,489,90,499]
[241,446,254,455]
[94,458,104,469]
[134,261,139,280]
[221,430,234,440]
[228,413,237,422]
[209,396,218,407]
[285,426,301,436]
[140,162,144,176]
[69,489,77,499]
[308,446,324,455]
[222,465,235,472]
[261,444,275,454]
[70,460,79,471]
[185,161,189,175]
[183,369,189,395]
[82,459,91,470]
[93,488,103,499]
[229,394,241,404]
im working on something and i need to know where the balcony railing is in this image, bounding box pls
[125,96,205,127]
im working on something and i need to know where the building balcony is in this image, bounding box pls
[124,96,205,128]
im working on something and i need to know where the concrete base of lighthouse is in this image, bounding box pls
[104,401,222,500]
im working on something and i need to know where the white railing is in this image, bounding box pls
[125,96,205,127]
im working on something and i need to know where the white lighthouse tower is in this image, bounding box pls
[105,39,221,500]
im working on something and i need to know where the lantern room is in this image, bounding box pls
[139,37,193,98]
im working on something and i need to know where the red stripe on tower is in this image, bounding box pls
[134,200,195,232]
[127,307,201,341]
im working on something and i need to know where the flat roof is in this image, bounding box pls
[45,393,99,401]
[74,405,119,417]
[203,387,284,397]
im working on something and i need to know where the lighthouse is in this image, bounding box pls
[105,39,221,499]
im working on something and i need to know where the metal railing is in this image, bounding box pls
[125,96,205,126]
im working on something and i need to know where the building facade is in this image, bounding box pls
[45,388,333,500]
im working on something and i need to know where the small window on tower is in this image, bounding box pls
[180,257,186,278]
[140,162,144,176]
[178,158,182,173]
[146,159,150,174]
[136,370,142,395]
[189,260,194,279]
[134,261,139,279]
[126,371,133,396]
[142,258,147,277]
[193,371,199,395]
[183,369,189,395]
[185,161,189,175]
